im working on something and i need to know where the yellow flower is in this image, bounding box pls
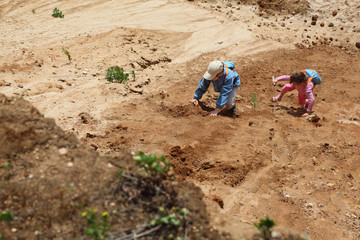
[102,211,108,217]
[81,212,87,217]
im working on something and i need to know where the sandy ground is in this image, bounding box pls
[1,0,360,239]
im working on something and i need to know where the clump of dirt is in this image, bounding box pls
[255,0,309,14]
[0,94,228,240]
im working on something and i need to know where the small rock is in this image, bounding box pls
[332,10,337,16]
[59,148,68,155]
[305,203,313,208]
[328,22,334,27]
[356,42,360,49]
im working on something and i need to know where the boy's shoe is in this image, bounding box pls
[228,104,237,114]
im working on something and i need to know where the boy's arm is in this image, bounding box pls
[194,77,210,100]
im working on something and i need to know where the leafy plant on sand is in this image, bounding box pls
[251,93,257,107]
[81,208,110,240]
[32,9,36,14]
[254,215,275,240]
[106,67,135,84]
[133,151,171,181]
[62,48,71,62]
[52,8,64,18]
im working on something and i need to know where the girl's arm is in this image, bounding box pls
[276,75,291,82]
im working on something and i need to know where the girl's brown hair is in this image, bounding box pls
[290,72,307,85]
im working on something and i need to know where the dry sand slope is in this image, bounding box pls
[0,0,360,239]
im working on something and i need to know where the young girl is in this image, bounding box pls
[272,69,322,117]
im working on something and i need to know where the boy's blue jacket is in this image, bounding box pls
[193,61,240,109]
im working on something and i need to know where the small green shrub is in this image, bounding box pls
[254,215,275,240]
[251,93,257,107]
[133,152,171,179]
[105,67,134,84]
[32,9,36,14]
[0,211,13,222]
[52,8,64,18]
[81,208,110,240]
[62,48,71,62]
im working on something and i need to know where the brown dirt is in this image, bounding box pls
[0,0,359,240]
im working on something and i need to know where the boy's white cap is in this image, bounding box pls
[203,60,223,80]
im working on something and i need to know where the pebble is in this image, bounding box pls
[59,148,68,155]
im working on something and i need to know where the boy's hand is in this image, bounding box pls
[189,99,198,106]
[209,108,221,117]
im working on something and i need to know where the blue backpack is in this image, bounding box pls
[303,69,322,85]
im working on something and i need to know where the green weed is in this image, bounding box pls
[0,233,2,239]
[81,208,110,240]
[151,207,189,227]
[131,70,136,81]
[3,160,12,169]
[254,215,275,240]
[52,8,64,18]
[32,9,36,14]
[62,48,71,62]
[0,211,13,222]
[133,152,171,179]
[251,93,257,107]
[105,67,133,84]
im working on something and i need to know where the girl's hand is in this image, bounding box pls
[189,99,198,106]
[272,76,278,86]
[209,108,221,117]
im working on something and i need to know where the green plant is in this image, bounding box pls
[131,70,136,81]
[62,47,71,62]
[206,89,210,94]
[32,9,36,14]
[0,211,13,222]
[151,207,189,228]
[81,208,110,240]
[133,152,171,179]
[105,67,133,84]
[52,8,64,18]
[3,160,12,169]
[254,215,275,240]
[251,93,257,107]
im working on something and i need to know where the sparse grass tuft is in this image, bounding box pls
[251,93,257,107]
[62,48,71,62]
[32,9,36,14]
